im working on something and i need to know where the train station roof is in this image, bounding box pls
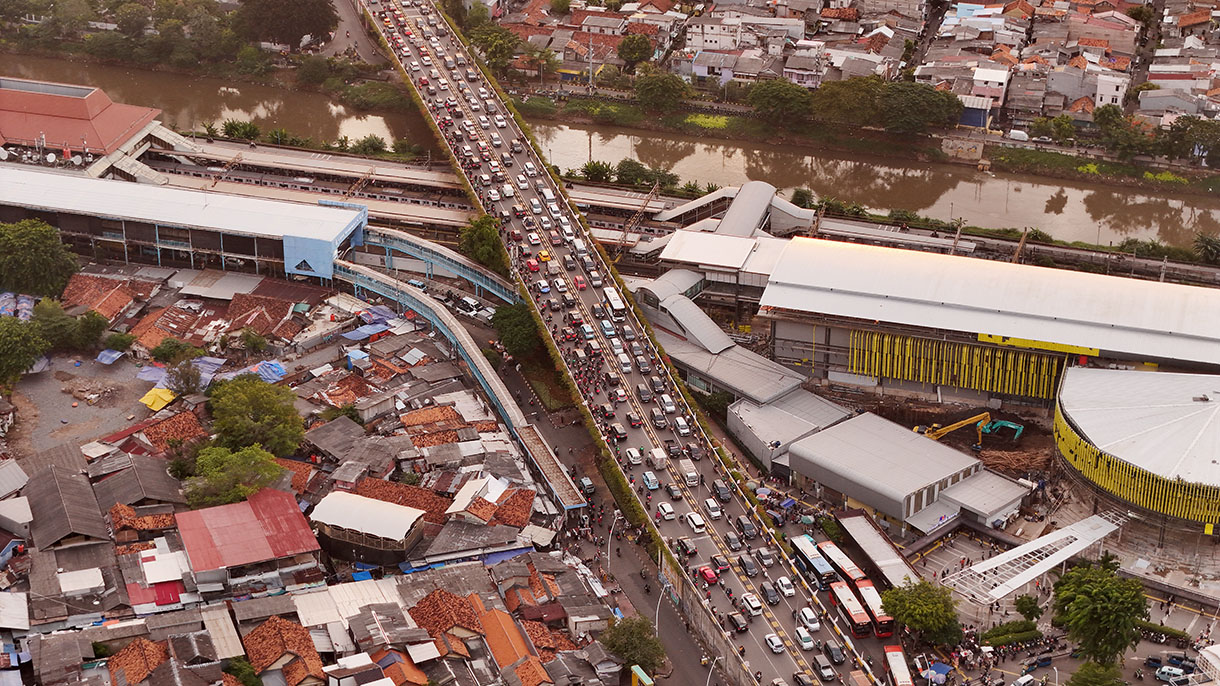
[759,238,1220,366]
[0,77,160,155]
[1060,367,1220,486]
[1,166,365,242]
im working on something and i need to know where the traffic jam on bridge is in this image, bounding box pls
[364,2,919,684]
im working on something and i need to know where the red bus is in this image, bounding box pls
[855,579,894,638]
[828,581,871,638]
[884,646,914,686]
[818,541,867,585]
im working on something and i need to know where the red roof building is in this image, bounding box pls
[175,488,319,573]
[0,77,161,155]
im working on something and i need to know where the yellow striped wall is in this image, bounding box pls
[847,330,1062,400]
[1055,405,1220,525]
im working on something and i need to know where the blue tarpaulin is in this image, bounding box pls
[361,305,397,324]
[96,349,123,365]
[342,323,390,341]
[215,360,286,384]
[931,663,952,675]
[780,497,797,509]
[352,571,373,581]
[137,364,166,382]
[354,562,380,571]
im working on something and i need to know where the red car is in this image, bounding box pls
[510,229,523,242]
[526,259,539,272]
[698,566,719,584]
[573,275,587,290]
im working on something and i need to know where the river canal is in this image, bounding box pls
[6,53,1220,248]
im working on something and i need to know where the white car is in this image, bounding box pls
[501,183,515,198]
[765,633,785,654]
[777,575,796,597]
[795,626,815,651]
[478,115,490,129]
[527,232,541,245]
[798,606,821,633]
[495,115,508,128]
[421,55,432,66]
[589,271,603,287]
[657,502,675,520]
[704,498,722,520]
[487,188,501,201]
[742,592,763,616]
[516,174,529,189]
[685,512,706,534]
[554,279,568,293]
[410,61,421,71]
[625,448,642,465]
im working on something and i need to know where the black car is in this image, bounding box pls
[627,412,643,428]
[823,642,845,665]
[609,423,627,442]
[650,375,665,393]
[736,515,759,540]
[793,673,816,686]
[711,554,731,573]
[728,612,749,633]
[665,440,682,459]
[636,383,653,402]
[666,483,682,500]
[686,442,705,460]
[677,537,697,556]
[725,530,742,551]
[738,555,759,577]
[591,303,607,319]
[603,371,620,387]
[599,403,615,419]
[760,581,780,605]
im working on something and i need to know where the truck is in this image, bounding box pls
[649,447,667,470]
[678,458,698,487]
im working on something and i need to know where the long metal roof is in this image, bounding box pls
[2,166,363,241]
[1060,367,1220,486]
[715,180,776,237]
[760,238,1220,365]
[836,512,920,590]
[311,491,425,541]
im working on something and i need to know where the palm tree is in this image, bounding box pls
[524,44,559,86]
[1194,232,1220,265]
[202,121,219,138]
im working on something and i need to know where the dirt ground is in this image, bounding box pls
[816,388,1057,480]
[5,354,154,459]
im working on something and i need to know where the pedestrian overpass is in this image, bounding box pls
[362,226,518,304]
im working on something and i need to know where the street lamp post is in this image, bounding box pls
[1053,667,1058,686]
[705,656,723,686]
[606,511,622,562]
[655,585,664,635]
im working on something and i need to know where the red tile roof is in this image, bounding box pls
[639,0,674,12]
[0,77,161,155]
[352,480,452,524]
[175,488,319,572]
[1067,95,1096,113]
[371,649,429,686]
[481,608,530,669]
[1180,9,1211,26]
[627,22,660,35]
[108,637,169,686]
[465,497,498,522]
[62,273,138,323]
[141,411,208,455]
[110,503,175,531]
[1077,37,1111,48]
[274,459,314,493]
[490,489,534,528]
[513,656,553,686]
[400,406,462,427]
[227,293,294,338]
[408,589,484,637]
[243,615,325,686]
[821,7,860,19]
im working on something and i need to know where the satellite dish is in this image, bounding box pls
[86,153,94,163]
[71,155,83,166]
[45,153,56,164]
[0,149,8,161]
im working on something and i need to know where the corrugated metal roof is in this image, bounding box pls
[654,329,804,403]
[760,238,1220,366]
[729,389,850,446]
[0,166,362,241]
[1060,367,1220,486]
[660,230,758,270]
[661,296,734,354]
[716,180,776,237]
[0,460,28,500]
[176,488,318,572]
[311,491,425,541]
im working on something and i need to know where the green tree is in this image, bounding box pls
[810,76,886,126]
[398,471,421,485]
[881,580,963,647]
[235,45,272,74]
[186,8,227,60]
[210,375,304,456]
[880,81,962,134]
[458,215,509,276]
[790,188,814,208]
[187,444,283,507]
[223,657,263,686]
[52,0,93,36]
[1195,232,1220,264]
[581,160,615,182]
[151,338,198,363]
[470,24,520,74]
[115,2,150,38]
[614,158,650,185]
[350,134,389,155]
[747,78,813,127]
[30,300,78,352]
[298,54,332,84]
[1014,594,1043,622]
[0,219,78,297]
[634,71,688,112]
[617,33,653,72]
[166,357,203,395]
[550,0,570,13]
[393,139,423,157]
[1125,5,1152,25]
[104,332,136,351]
[152,18,186,57]
[84,32,133,60]
[0,318,48,385]
[1030,117,1055,139]
[320,404,363,425]
[599,616,666,674]
[523,44,559,84]
[222,119,261,140]
[233,0,337,48]
[73,311,109,350]
[1053,559,1147,664]
[491,302,541,357]
[1065,662,1124,686]
[1050,114,1076,143]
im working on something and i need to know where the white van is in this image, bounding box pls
[704,498,722,519]
[659,393,676,413]
[524,161,538,177]
[572,239,588,257]
[617,352,633,374]
[679,458,698,487]
[674,416,691,436]
[1010,676,1036,686]
[541,188,556,203]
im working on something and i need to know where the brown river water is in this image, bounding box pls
[7,53,1220,247]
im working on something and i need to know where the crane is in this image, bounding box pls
[611,183,659,263]
[208,152,243,189]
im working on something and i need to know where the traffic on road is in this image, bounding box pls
[362,3,906,683]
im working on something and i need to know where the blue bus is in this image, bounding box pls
[792,534,837,589]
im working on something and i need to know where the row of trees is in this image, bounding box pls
[1030,105,1220,164]
[203,119,423,158]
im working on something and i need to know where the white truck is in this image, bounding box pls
[649,447,667,471]
[678,458,698,487]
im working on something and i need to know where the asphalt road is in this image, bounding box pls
[361,3,918,683]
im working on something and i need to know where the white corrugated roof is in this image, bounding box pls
[1060,367,1220,486]
[0,166,362,241]
[661,295,734,354]
[311,491,425,541]
[760,238,1220,365]
[0,592,28,630]
[716,180,776,237]
[660,230,758,270]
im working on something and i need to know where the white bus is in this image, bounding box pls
[603,287,626,322]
